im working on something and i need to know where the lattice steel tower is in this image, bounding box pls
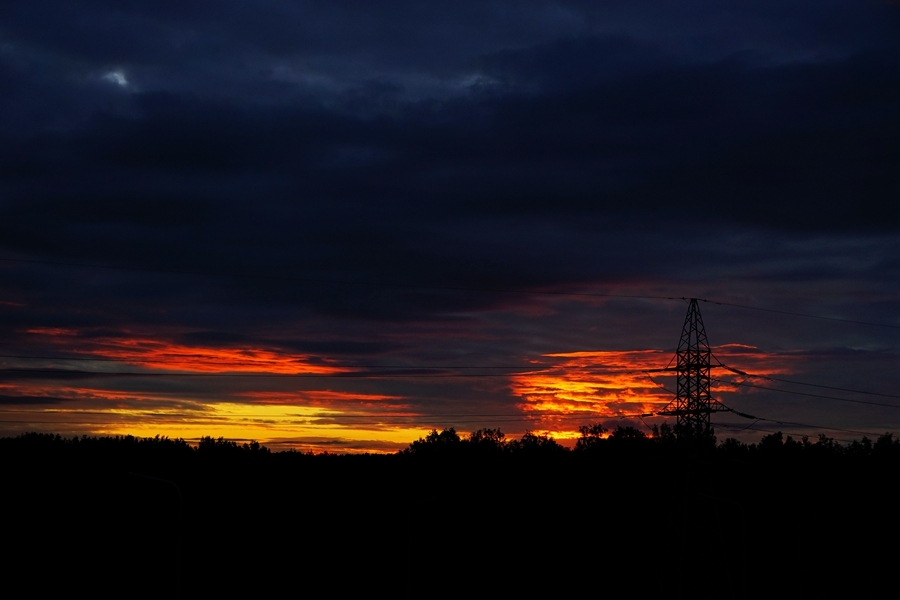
[659,298,728,441]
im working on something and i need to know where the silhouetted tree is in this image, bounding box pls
[466,428,507,456]
[575,423,607,452]
[507,431,567,457]
[651,422,676,444]
[609,426,646,441]
[756,431,784,453]
[403,428,462,456]
[874,432,900,457]
[672,422,717,449]
[814,433,841,453]
[718,437,749,459]
[847,436,873,456]
[467,428,504,444]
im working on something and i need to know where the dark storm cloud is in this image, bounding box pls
[0,7,895,259]
[175,330,401,357]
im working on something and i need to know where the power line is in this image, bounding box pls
[2,415,889,441]
[761,375,899,399]
[709,399,892,438]
[733,418,761,433]
[5,367,896,411]
[696,297,898,329]
[0,354,900,408]
[709,377,900,410]
[715,417,886,440]
[712,360,900,399]
[756,417,885,438]
[643,372,677,396]
[634,365,897,438]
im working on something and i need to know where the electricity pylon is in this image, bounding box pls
[657,298,729,442]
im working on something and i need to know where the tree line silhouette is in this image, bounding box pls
[403,424,900,459]
[3,426,898,598]
[5,424,899,459]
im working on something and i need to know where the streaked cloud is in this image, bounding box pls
[0,1,895,449]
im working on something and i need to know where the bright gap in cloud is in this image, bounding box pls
[101,70,128,87]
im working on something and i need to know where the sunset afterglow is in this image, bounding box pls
[2,4,895,596]
[510,345,796,425]
[0,0,894,453]
[24,329,350,374]
[0,334,810,451]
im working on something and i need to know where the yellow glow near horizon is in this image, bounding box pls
[85,402,433,449]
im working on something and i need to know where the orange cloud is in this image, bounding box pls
[90,341,347,374]
[26,327,77,336]
[511,350,672,418]
[709,343,797,376]
[511,345,796,428]
[5,329,801,451]
[0,382,183,405]
[24,328,348,374]
[0,338,422,450]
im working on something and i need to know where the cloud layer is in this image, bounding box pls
[0,1,896,449]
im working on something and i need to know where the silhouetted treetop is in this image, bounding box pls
[507,431,567,457]
[403,428,566,458]
[2,427,899,463]
[575,423,607,452]
[609,426,647,441]
[403,428,462,456]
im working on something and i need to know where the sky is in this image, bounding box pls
[0,0,897,452]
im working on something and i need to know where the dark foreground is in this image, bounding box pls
[3,431,898,598]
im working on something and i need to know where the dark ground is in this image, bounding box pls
[3,433,897,598]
